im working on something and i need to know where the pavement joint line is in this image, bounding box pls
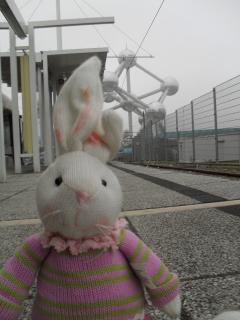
[0,218,41,227]
[0,186,32,203]
[1,199,240,227]
[111,163,240,218]
[181,270,240,282]
[121,199,240,217]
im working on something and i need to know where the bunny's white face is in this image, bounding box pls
[36,151,122,239]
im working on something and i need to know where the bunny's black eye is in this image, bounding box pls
[55,176,63,186]
[101,179,107,187]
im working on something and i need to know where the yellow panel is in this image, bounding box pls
[20,54,32,153]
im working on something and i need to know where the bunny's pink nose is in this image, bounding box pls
[75,191,90,204]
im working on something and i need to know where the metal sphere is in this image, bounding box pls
[163,77,179,96]
[103,71,119,92]
[147,102,166,123]
[104,93,115,103]
[118,49,136,69]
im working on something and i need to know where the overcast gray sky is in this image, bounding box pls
[1,0,240,132]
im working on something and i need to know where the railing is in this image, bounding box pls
[119,75,240,164]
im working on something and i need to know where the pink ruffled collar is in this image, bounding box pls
[40,219,127,255]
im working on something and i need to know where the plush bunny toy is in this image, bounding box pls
[0,57,181,320]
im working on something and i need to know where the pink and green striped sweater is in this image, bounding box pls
[0,229,180,320]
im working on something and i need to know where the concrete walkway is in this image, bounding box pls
[0,164,239,319]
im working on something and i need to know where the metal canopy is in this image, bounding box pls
[0,0,27,38]
[0,47,108,90]
[45,47,108,81]
[29,17,114,29]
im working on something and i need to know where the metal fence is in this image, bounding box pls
[121,75,240,163]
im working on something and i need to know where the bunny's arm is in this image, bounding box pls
[0,234,50,320]
[119,229,181,318]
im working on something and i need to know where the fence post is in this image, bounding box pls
[143,112,146,161]
[213,88,219,162]
[176,110,179,162]
[191,101,196,163]
[0,56,6,182]
[164,117,167,161]
[131,136,134,162]
[150,120,154,161]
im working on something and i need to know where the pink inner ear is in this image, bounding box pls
[87,131,101,145]
[72,103,92,135]
[55,128,62,142]
[81,87,91,104]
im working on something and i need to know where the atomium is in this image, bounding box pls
[103,48,179,135]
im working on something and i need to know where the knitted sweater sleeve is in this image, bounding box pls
[119,229,180,308]
[0,234,50,320]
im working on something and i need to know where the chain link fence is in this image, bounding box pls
[118,75,240,164]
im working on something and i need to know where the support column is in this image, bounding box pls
[143,112,146,161]
[164,117,167,161]
[0,57,6,182]
[20,54,33,154]
[191,101,196,163]
[176,110,179,162]
[42,53,53,165]
[56,0,63,50]
[52,75,58,104]
[9,29,21,173]
[213,88,219,162]
[37,65,44,148]
[126,68,133,136]
[29,26,40,172]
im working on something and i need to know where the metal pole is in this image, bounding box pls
[143,112,146,161]
[126,68,133,136]
[37,66,44,147]
[135,63,164,84]
[138,88,162,100]
[158,89,168,103]
[150,120,153,161]
[56,0,62,50]
[155,122,158,161]
[0,57,6,182]
[191,101,196,163]
[28,26,41,172]
[176,110,179,162]
[52,75,58,104]
[213,88,219,162]
[9,29,21,173]
[164,117,167,161]
[42,53,53,165]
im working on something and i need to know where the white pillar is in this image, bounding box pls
[0,57,6,182]
[37,66,44,148]
[56,0,62,50]
[28,26,41,172]
[42,53,53,165]
[9,29,21,173]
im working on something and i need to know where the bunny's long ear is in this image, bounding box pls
[53,56,103,155]
[84,110,123,163]
[101,110,123,160]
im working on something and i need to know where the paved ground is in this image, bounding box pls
[0,163,239,319]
